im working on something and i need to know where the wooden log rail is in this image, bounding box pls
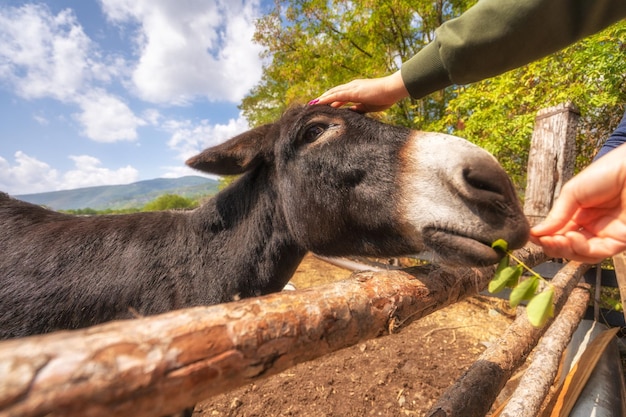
[499,283,591,417]
[426,260,591,417]
[0,245,545,417]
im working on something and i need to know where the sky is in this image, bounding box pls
[0,0,274,195]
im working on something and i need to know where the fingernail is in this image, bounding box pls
[308,99,319,106]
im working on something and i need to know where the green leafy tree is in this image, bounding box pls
[245,1,626,189]
[243,0,475,127]
[142,194,196,211]
[61,207,99,215]
[218,175,238,190]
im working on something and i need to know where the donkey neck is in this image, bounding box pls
[192,168,307,299]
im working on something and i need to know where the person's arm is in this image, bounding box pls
[314,0,626,108]
[402,0,626,98]
[530,143,626,263]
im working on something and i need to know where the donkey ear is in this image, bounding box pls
[186,124,274,175]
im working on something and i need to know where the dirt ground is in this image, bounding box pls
[193,254,519,417]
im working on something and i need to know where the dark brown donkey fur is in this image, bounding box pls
[0,105,529,339]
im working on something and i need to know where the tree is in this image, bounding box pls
[61,207,99,215]
[143,194,196,211]
[242,0,475,127]
[244,1,626,189]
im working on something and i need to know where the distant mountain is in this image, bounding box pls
[14,176,220,210]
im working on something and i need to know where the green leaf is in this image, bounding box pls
[489,265,522,293]
[509,276,539,307]
[526,288,555,327]
[491,239,509,253]
[495,253,510,274]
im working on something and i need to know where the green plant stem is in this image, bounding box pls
[507,251,553,289]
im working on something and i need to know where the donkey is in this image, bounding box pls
[0,105,529,339]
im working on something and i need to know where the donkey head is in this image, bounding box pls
[187,105,529,266]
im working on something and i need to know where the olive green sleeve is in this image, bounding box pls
[401,0,626,99]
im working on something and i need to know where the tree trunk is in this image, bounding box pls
[0,246,546,417]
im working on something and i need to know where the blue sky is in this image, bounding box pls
[0,0,273,195]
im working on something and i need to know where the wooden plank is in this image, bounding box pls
[543,327,621,417]
[495,285,590,416]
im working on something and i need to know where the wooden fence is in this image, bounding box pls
[0,103,616,417]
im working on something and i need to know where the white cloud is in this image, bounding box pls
[63,155,138,189]
[161,165,214,180]
[0,2,265,144]
[0,151,138,195]
[100,0,265,104]
[33,114,49,125]
[0,151,59,194]
[156,112,249,179]
[74,90,145,143]
[0,4,89,101]
[142,108,162,126]
[164,113,250,162]
[0,4,141,143]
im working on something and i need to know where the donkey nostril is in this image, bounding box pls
[462,166,506,196]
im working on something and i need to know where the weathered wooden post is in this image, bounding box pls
[524,102,580,226]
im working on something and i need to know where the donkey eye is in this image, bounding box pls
[303,124,326,143]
